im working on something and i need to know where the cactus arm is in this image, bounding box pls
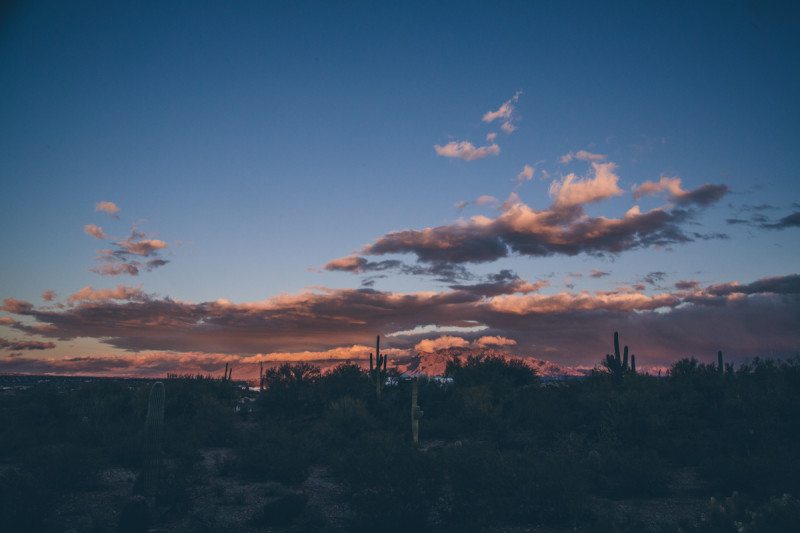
[623,346,629,371]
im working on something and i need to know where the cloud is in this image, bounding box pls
[415,335,470,353]
[762,212,800,230]
[590,269,610,278]
[450,270,548,297]
[91,227,170,276]
[354,158,729,266]
[84,224,108,239]
[323,255,474,283]
[549,162,623,208]
[675,279,700,290]
[633,176,729,207]
[0,317,16,326]
[730,211,800,230]
[1,298,34,314]
[475,335,517,347]
[92,262,141,276]
[560,150,607,164]
[516,165,534,184]
[2,274,798,367]
[0,337,56,350]
[242,344,406,364]
[642,271,667,286]
[475,195,500,207]
[434,140,500,161]
[482,91,521,134]
[95,201,120,218]
[486,132,497,143]
[41,290,57,302]
[67,285,145,304]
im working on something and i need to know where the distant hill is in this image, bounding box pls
[397,347,591,378]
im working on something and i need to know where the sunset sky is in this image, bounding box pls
[1,1,799,377]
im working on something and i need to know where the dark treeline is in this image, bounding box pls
[1,340,799,531]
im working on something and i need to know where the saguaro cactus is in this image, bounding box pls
[411,378,423,445]
[259,361,265,391]
[631,353,636,374]
[369,335,388,400]
[142,381,165,497]
[603,331,634,381]
[718,351,724,374]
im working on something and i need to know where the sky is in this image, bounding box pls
[1,0,799,378]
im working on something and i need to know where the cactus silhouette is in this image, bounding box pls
[369,335,388,400]
[603,331,634,381]
[141,381,164,497]
[411,378,423,445]
[718,351,724,374]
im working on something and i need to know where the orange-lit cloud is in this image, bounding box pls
[475,335,517,347]
[415,335,470,352]
[2,274,797,367]
[95,201,120,217]
[84,224,108,239]
[67,285,145,304]
[434,140,500,161]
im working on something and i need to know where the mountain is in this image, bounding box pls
[398,347,590,379]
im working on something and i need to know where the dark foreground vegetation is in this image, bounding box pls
[1,338,799,531]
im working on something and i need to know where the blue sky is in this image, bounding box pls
[1,1,798,375]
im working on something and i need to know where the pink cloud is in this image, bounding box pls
[95,201,120,217]
[415,335,470,353]
[41,290,57,302]
[475,335,517,347]
[434,140,500,161]
[516,165,534,183]
[549,162,623,208]
[84,224,107,239]
[67,285,145,304]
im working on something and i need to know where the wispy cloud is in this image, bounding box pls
[0,337,56,350]
[560,150,606,164]
[434,140,500,161]
[633,176,729,207]
[89,226,170,277]
[482,91,522,134]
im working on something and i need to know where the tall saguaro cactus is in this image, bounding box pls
[718,351,724,374]
[369,335,388,400]
[603,331,635,381]
[142,381,165,497]
[259,361,265,391]
[411,378,423,445]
